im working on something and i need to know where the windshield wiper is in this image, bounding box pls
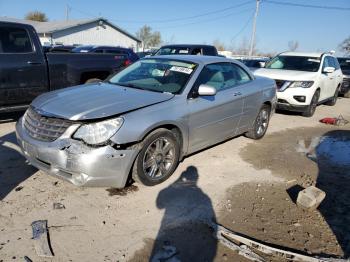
[113,82,165,93]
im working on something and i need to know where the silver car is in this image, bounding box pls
[16,55,276,188]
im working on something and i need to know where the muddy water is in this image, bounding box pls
[218,126,350,259]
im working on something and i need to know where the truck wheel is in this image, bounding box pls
[326,86,339,106]
[132,128,180,186]
[302,90,319,117]
[85,78,102,84]
[245,104,271,140]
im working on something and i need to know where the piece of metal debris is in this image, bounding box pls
[31,220,54,257]
[24,256,33,262]
[53,203,65,210]
[320,115,349,126]
[213,223,348,262]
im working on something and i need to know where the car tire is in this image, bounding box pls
[85,78,102,84]
[302,90,320,117]
[325,86,339,106]
[132,128,180,186]
[245,104,271,140]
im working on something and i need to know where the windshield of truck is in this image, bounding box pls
[108,59,197,94]
[155,47,191,55]
[265,55,321,72]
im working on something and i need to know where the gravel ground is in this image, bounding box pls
[0,98,349,261]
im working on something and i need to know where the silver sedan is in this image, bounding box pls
[16,55,277,187]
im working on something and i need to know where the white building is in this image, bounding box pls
[0,17,141,51]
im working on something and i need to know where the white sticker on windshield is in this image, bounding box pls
[170,66,193,74]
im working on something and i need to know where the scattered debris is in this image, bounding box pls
[214,223,347,262]
[106,185,138,196]
[53,203,65,210]
[15,186,23,192]
[320,115,349,126]
[24,256,33,262]
[31,220,54,257]
[297,186,326,210]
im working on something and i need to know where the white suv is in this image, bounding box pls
[254,52,343,117]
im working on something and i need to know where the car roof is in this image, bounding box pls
[146,55,234,65]
[280,51,330,58]
[160,44,215,48]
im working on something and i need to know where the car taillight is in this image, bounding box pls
[124,59,132,67]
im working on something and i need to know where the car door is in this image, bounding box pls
[319,56,336,100]
[0,24,48,107]
[187,63,244,153]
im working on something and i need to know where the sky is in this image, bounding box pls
[0,0,349,54]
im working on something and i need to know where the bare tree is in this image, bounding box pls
[288,40,299,51]
[136,25,162,51]
[213,39,226,51]
[339,36,350,55]
[25,11,48,22]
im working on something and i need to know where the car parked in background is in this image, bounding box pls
[16,55,276,188]
[47,45,77,53]
[338,57,350,98]
[136,50,156,58]
[0,21,129,113]
[155,44,219,56]
[241,58,269,70]
[254,52,343,117]
[72,45,139,64]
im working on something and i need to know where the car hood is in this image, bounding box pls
[254,68,318,81]
[31,82,174,121]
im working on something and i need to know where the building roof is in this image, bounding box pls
[0,17,141,43]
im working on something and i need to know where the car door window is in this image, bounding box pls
[322,56,333,70]
[195,63,251,92]
[0,26,33,53]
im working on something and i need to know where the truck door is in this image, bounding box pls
[0,24,48,108]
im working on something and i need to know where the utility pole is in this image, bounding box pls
[65,4,70,21]
[249,0,260,57]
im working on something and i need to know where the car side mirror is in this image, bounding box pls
[323,67,335,73]
[197,84,217,96]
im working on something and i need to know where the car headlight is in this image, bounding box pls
[289,81,314,88]
[73,117,123,145]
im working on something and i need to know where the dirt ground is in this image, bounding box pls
[0,98,349,262]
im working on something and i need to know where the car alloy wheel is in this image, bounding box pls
[256,108,269,136]
[142,137,176,179]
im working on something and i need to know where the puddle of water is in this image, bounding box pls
[106,185,139,196]
[316,136,350,168]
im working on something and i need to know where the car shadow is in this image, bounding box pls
[150,166,217,261]
[0,113,36,200]
[314,130,350,258]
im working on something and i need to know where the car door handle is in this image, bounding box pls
[234,92,242,96]
[27,61,42,65]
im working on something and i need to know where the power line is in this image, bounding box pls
[231,12,255,41]
[264,0,350,11]
[69,0,255,24]
[150,8,254,30]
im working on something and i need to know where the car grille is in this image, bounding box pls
[24,107,71,142]
[274,79,285,90]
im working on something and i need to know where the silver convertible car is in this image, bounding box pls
[16,55,276,187]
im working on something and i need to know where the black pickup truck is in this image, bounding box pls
[0,21,130,112]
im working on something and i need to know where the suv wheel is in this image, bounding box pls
[132,128,180,186]
[245,104,271,140]
[326,86,339,106]
[302,90,319,117]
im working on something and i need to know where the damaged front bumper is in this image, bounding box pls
[15,117,139,187]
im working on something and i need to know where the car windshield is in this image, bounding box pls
[108,59,197,94]
[155,47,191,55]
[338,58,350,71]
[265,55,321,72]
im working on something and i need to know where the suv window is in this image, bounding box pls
[196,63,251,91]
[0,26,33,53]
[332,57,340,70]
[323,56,334,70]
